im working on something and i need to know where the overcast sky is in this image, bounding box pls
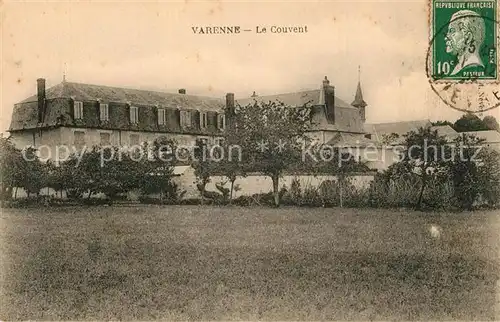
[1,1,498,133]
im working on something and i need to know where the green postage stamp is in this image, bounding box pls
[430,0,498,80]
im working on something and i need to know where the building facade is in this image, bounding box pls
[9,76,498,172]
[8,76,373,159]
[8,79,230,161]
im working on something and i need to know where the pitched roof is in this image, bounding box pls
[237,89,365,133]
[460,130,500,143]
[430,125,458,137]
[325,132,377,147]
[9,81,226,132]
[351,81,367,108]
[19,81,224,111]
[365,120,432,143]
[236,89,351,108]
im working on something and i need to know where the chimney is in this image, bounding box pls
[226,93,235,116]
[37,78,46,123]
[322,76,335,124]
[178,89,186,94]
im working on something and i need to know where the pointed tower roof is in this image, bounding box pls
[351,66,367,108]
[351,81,367,108]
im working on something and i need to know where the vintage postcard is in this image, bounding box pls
[1,1,500,321]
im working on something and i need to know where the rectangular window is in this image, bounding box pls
[217,113,226,130]
[74,101,84,120]
[200,112,208,129]
[198,137,209,146]
[130,106,139,124]
[74,131,85,149]
[99,103,109,121]
[158,108,166,125]
[100,132,111,145]
[214,137,225,146]
[129,134,140,146]
[180,110,192,128]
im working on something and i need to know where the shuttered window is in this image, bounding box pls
[130,106,139,124]
[99,103,109,121]
[200,112,208,129]
[180,110,192,128]
[129,134,140,146]
[158,108,166,125]
[74,101,84,120]
[100,132,111,145]
[217,113,226,130]
[74,131,85,149]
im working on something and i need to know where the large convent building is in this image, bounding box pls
[8,76,500,170]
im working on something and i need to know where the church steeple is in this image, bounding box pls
[351,66,367,122]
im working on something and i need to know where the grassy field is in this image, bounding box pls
[1,206,499,320]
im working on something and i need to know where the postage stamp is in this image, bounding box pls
[430,0,497,80]
[427,0,500,113]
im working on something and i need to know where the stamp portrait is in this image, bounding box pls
[430,0,497,80]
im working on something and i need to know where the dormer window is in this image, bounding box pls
[74,101,83,120]
[157,108,166,125]
[180,110,192,128]
[200,111,208,129]
[129,106,139,124]
[217,113,226,130]
[99,103,109,121]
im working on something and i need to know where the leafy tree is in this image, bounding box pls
[98,147,150,200]
[46,160,65,198]
[58,147,98,199]
[432,120,455,127]
[449,133,500,209]
[454,113,489,132]
[449,134,482,210]
[483,115,499,131]
[140,138,178,202]
[401,127,451,209]
[21,147,47,197]
[192,138,214,204]
[0,138,47,200]
[381,133,400,145]
[233,100,312,207]
[211,123,248,203]
[0,137,24,200]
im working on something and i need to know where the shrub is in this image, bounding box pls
[367,171,421,208]
[232,195,254,206]
[301,183,322,207]
[319,180,339,207]
[179,198,214,205]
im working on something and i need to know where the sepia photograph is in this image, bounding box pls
[1,0,500,320]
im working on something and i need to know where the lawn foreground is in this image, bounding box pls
[1,206,500,320]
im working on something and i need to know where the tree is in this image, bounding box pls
[476,147,500,206]
[449,134,483,210]
[140,138,178,202]
[232,100,312,207]
[98,147,150,200]
[432,120,455,128]
[192,138,214,204]
[449,133,500,209]
[454,113,489,132]
[483,115,499,131]
[211,121,249,203]
[0,138,47,200]
[21,147,47,197]
[0,137,24,200]
[402,127,451,209]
